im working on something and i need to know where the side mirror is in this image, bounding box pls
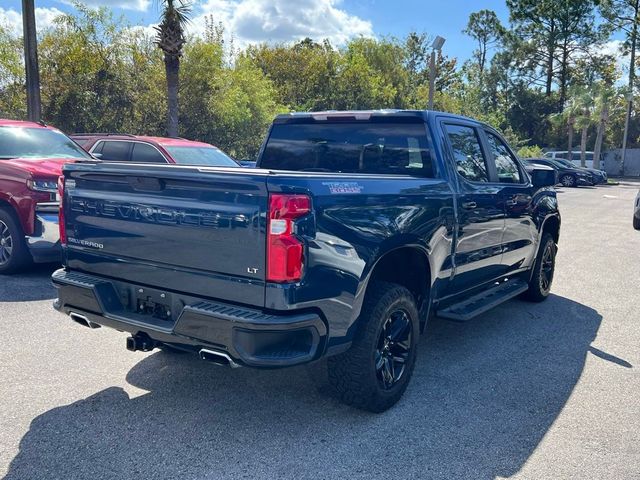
[92,153,103,159]
[531,166,557,188]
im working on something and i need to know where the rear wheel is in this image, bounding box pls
[0,208,31,274]
[560,174,576,187]
[634,215,640,231]
[523,233,556,302]
[328,281,419,412]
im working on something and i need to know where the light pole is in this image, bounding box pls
[22,0,41,122]
[428,36,446,111]
[621,91,633,176]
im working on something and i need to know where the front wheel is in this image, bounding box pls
[523,233,556,302]
[0,208,32,275]
[560,174,576,188]
[328,281,419,412]
[634,215,640,230]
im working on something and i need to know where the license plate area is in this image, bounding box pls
[127,286,174,321]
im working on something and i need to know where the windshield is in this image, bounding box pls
[0,127,92,160]
[164,146,238,167]
[554,158,578,168]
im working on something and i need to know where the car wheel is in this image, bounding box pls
[634,215,640,231]
[560,174,576,187]
[523,233,556,302]
[328,281,419,412]
[0,207,32,274]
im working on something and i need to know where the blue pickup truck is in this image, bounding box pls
[52,110,560,412]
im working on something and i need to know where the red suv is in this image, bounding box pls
[0,119,92,273]
[70,134,239,167]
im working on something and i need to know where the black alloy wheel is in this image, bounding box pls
[375,309,412,390]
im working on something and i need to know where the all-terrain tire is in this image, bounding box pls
[327,281,419,413]
[523,233,556,302]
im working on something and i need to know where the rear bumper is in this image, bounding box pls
[51,269,327,368]
[26,212,61,263]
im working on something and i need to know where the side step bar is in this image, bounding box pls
[437,279,529,322]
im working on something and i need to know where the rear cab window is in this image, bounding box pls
[259,118,437,177]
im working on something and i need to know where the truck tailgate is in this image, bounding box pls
[62,163,268,307]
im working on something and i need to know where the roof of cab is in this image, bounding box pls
[70,133,215,148]
[273,109,479,124]
[0,118,51,129]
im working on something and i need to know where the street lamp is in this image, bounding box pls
[621,91,633,176]
[428,36,446,110]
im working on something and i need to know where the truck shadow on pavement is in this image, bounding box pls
[0,264,58,302]
[5,295,606,480]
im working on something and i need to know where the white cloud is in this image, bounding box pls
[601,40,627,69]
[0,7,65,36]
[191,0,373,47]
[58,0,151,12]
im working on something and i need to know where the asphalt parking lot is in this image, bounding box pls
[1,181,639,480]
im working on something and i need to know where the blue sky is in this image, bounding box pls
[0,0,623,66]
[0,0,509,62]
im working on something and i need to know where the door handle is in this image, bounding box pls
[461,201,477,210]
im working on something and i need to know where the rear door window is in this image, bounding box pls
[260,121,436,177]
[98,141,132,162]
[444,124,489,182]
[131,142,167,163]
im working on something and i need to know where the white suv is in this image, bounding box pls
[544,150,598,169]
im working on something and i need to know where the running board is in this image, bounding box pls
[436,279,528,322]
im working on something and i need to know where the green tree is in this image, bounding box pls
[0,26,26,118]
[245,38,338,111]
[507,0,606,104]
[463,10,504,78]
[155,0,191,137]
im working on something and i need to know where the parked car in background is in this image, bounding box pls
[522,159,558,185]
[0,119,92,273]
[71,133,239,167]
[526,158,592,187]
[54,110,561,412]
[551,157,607,185]
[544,150,599,170]
[634,190,640,230]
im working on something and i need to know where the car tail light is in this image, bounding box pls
[58,176,66,246]
[267,194,310,282]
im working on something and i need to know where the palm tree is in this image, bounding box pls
[155,0,191,138]
[568,87,596,167]
[551,93,581,162]
[592,86,617,171]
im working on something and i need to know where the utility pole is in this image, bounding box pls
[621,0,639,177]
[428,36,446,110]
[622,92,632,176]
[22,0,42,122]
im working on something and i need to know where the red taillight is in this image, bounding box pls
[57,176,66,246]
[267,194,310,283]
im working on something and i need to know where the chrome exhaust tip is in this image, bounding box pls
[199,348,241,369]
[69,312,101,329]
